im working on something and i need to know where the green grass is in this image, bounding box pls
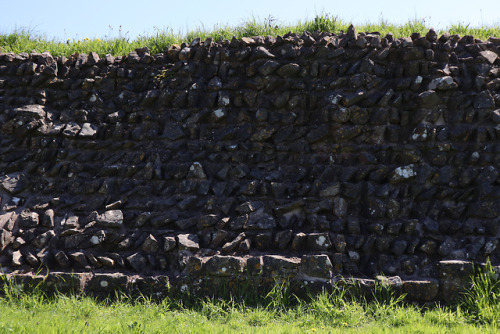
[0,265,498,334]
[1,14,500,57]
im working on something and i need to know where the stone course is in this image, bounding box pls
[0,27,499,301]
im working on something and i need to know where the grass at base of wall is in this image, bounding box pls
[0,263,498,333]
[1,15,500,57]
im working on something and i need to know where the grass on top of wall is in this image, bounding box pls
[1,14,500,57]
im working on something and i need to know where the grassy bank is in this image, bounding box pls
[1,15,500,57]
[0,265,498,333]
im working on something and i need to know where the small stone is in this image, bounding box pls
[403,279,439,302]
[277,63,300,77]
[205,255,246,276]
[474,90,495,109]
[64,216,80,229]
[90,230,106,246]
[0,230,13,251]
[239,238,251,252]
[97,256,115,267]
[319,184,340,197]
[222,232,245,252]
[480,50,498,64]
[62,122,81,137]
[187,162,206,179]
[55,251,71,268]
[306,233,332,251]
[164,236,177,252]
[18,209,39,228]
[127,253,148,272]
[253,46,275,59]
[42,209,55,227]
[79,123,98,137]
[25,252,40,267]
[12,250,23,266]
[258,60,280,76]
[141,234,159,253]
[291,232,307,251]
[418,90,441,108]
[0,172,29,194]
[96,210,123,227]
[177,234,199,252]
[439,260,474,302]
[390,165,417,183]
[32,230,55,248]
[300,255,333,279]
[244,209,276,230]
[275,230,293,250]
[333,197,348,217]
[428,76,457,90]
[69,252,90,268]
[262,255,299,278]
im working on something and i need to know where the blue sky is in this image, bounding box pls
[1,0,499,41]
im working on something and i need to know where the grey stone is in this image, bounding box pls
[258,60,280,76]
[141,234,159,253]
[300,255,333,279]
[307,233,332,251]
[98,256,115,267]
[25,252,40,267]
[54,251,71,268]
[0,230,13,252]
[164,236,177,252]
[439,260,474,302]
[333,197,348,217]
[127,253,148,272]
[291,232,307,251]
[418,90,441,108]
[275,230,293,250]
[474,90,495,109]
[177,234,199,251]
[244,208,276,230]
[222,232,245,252]
[32,230,55,248]
[96,210,123,228]
[277,63,300,77]
[18,209,39,228]
[90,230,106,246]
[205,255,246,276]
[403,279,439,302]
[428,76,457,90]
[319,184,340,197]
[187,162,206,179]
[12,250,23,266]
[0,212,16,231]
[253,46,275,59]
[64,216,80,229]
[480,50,498,64]
[62,122,81,137]
[262,255,299,278]
[0,173,29,194]
[14,104,46,119]
[239,238,251,252]
[79,123,98,137]
[42,209,55,227]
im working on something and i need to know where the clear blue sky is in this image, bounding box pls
[1,0,499,41]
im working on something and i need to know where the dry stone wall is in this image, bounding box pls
[0,26,499,301]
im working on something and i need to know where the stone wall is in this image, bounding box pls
[0,26,499,301]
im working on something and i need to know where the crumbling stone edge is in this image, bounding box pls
[1,257,497,304]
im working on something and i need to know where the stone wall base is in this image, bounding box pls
[1,259,497,304]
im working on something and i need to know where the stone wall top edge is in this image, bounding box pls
[1,27,500,63]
